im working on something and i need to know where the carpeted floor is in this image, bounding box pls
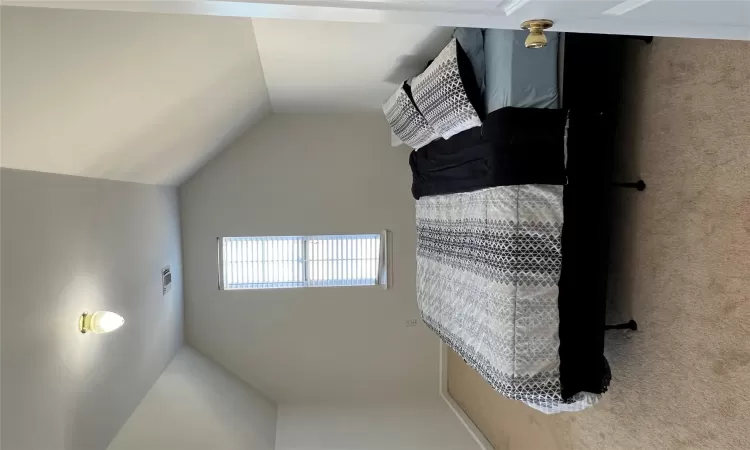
[447,37,750,450]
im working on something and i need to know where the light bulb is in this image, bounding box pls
[79,311,125,334]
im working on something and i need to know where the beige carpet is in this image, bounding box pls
[448,37,750,450]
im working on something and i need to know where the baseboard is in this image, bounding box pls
[439,342,494,450]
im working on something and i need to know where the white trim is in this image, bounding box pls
[217,237,225,290]
[603,0,656,16]
[378,230,391,289]
[439,341,494,450]
[502,0,533,16]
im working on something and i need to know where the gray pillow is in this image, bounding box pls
[453,27,485,98]
[485,29,560,113]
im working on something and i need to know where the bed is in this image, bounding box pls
[383,29,632,413]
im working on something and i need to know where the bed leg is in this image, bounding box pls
[639,36,654,44]
[626,35,653,44]
[613,180,646,191]
[605,320,638,331]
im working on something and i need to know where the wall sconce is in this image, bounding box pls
[79,311,125,334]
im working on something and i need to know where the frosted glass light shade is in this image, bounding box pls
[79,311,125,334]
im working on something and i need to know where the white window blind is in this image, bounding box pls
[218,233,388,290]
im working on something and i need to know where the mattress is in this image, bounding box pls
[485,29,561,112]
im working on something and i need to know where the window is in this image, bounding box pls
[218,232,388,290]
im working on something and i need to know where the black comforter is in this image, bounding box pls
[409,106,568,199]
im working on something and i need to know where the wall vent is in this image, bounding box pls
[162,266,172,295]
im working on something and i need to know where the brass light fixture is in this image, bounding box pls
[79,311,125,334]
[520,19,554,49]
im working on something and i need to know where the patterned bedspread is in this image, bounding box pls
[416,185,600,413]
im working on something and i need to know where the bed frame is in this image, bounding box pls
[409,31,644,406]
[558,32,643,398]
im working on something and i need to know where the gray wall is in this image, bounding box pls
[107,346,277,450]
[180,113,441,404]
[0,168,183,450]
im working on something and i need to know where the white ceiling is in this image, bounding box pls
[1,6,270,185]
[253,19,452,112]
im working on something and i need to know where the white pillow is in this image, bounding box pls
[391,129,404,147]
[382,83,439,150]
[409,38,482,140]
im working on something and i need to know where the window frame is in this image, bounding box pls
[217,231,389,291]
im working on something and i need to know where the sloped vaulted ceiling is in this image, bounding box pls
[1,6,271,185]
[252,19,452,112]
[1,6,450,184]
